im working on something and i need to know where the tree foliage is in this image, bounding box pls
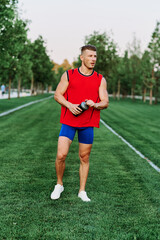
[148,21,160,104]
[73,27,160,104]
[30,36,54,93]
[76,31,118,81]
[0,2,160,104]
[0,1,54,97]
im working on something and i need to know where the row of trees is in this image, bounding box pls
[0,0,54,99]
[73,22,160,105]
[0,1,159,104]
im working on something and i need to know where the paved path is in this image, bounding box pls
[0,91,31,99]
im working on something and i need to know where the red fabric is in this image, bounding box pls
[60,68,103,128]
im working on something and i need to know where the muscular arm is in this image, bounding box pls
[54,72,82,115]
[54,72,70,108]
[86,77,109,110]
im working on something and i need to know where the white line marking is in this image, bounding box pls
[0,96,53,117]
[100,118,160,173]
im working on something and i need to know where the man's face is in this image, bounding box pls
[81,49,97,69]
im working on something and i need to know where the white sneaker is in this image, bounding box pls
[51,184,64,200]
[78,191,91,202]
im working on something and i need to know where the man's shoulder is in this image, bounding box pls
[67,68,77,73]
[93,71,103,79]
[66,68,78,76]
[66,68,78,81]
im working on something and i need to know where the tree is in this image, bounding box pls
[141,51,154,104]
[148,21,160,104]
[127,35,142,100]
[41,55,54,93]
[129,54,141,99]
[16,40,33,97]
[115,54,127,99]
[73,31,118,91]
[30,36,54,94]
[85,32,118,80]
[0,0,17,92]
[0,1,29,99]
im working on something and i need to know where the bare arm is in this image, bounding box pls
[86,77,109,110]
[54,72,82,115]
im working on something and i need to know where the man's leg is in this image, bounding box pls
[78,143,92,202]
[56,136,72,185]
[51,136,72,200]
[79,143,92,192]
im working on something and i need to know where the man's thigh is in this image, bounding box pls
[57,124,77,157]
[79,142,92,160]
[57,136,72,157]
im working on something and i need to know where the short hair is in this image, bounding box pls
[81,45,97,54]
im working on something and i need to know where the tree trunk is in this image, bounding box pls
[131,87,135,100]
[113,91,116,99]
[31,77,34,95]
[143,87,146,103]
[35,82,38,95]
[154,77,158,105]
[150,69,154,105]
[17,78,21,98]
[8,77,11,100]
[48,85,52,93]
[41,83,44,94]
[117,79,120,100]
[37,83,40,94]
[149,87,153,105]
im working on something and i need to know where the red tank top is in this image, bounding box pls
[60,68,103,128]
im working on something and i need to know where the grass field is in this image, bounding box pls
[102,98,160,168]
[0,96,160,240]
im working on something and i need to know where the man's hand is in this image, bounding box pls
[86,100,95,108]
[68,103,82,116]
[85,77,109,110]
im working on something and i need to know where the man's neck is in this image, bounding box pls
[79,66,93,76]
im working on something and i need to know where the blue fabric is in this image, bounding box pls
[59,124,94,144]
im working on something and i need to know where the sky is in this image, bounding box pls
[18,0,160,64]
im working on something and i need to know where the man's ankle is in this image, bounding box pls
[79,189,85,193]
[57,182,63,186]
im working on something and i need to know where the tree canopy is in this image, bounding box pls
[0,1,160,104]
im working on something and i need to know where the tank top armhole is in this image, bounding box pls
[66,70,69,81]
[66,69,75,82]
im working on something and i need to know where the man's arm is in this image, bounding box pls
[54,72,82,115]
[86,77,109,110]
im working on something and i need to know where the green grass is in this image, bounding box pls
[0,93,53,113]
[0,97,160,239]
[101,98,160,168]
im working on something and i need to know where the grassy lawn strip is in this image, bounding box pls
[0,98,160,239]
[0,93,53,114]
[101,98,160,168]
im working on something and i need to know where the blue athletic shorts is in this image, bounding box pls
[59,124,94,144]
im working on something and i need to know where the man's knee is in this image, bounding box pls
[56,152,67,162]
[79,151,90,163]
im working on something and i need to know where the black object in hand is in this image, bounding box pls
[73,101,89,116]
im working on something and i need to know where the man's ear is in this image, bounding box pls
[80,54,83,61]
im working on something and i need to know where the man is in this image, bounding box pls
[1,84,6,96]
[51,45,109,202]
